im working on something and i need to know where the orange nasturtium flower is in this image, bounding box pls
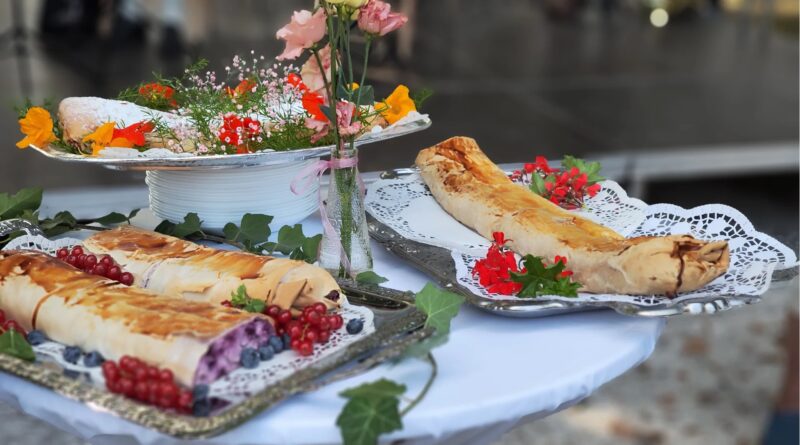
[16,107,57,149]
[82,122,116,156]
[112,121,155,147]
[376,85,416,125]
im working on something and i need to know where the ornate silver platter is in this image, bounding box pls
[366,170,799,318]
[28,115,431,171]
[0,219,432,438]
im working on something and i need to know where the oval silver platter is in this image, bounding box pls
[28,116,431,171]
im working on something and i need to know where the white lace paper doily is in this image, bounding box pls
[366,173,798,305]
[2,235,374,410]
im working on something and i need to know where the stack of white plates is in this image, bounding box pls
[146,160,319,231]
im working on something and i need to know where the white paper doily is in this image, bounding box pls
[366,173,798,306]
[2,234,374,410]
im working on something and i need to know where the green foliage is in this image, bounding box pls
[229,284,266,313]
[154,213,204,238]
[510,255,581,298]
[401,283,465,359]
[336,379,406,445]
[0,329,35,361]
[223,213,273,253]
[411,88,433,110]
[0,187,140,247]
[355,271,388,285]
[261,224,322,264]
[561,155,605,185]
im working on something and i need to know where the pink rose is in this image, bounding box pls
[301,45,332,98]
[276,9,327,61]
[357,0,408,37]
[305,117,329,143]
[336,101,362,137]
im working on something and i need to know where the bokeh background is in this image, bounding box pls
[0,0,797,444]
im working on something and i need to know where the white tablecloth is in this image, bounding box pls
[0,188,664,445]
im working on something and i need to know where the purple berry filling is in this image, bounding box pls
[325,290,340,302]
[194,318,273,385]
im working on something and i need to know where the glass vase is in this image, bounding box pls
[318,144,374,278]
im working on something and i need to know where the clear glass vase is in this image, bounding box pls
[318,144,373,278]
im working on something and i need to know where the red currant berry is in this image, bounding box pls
[99,255,114,266]
[290,339,301,350]
[276,326,285,336]
[57,248,69,259]
[147,365,160,380]
[158,369,174,382]
[92,264,107,277]
[119,272,134,286]
[277,310,292,325]
[76,254,87,268]
[298,341,313,356]
[147,381,160,403]
[134,381,149,401]
[107,380,121,394]
[288,324,303,339]
[319,317,331,332]
[312,302,327,314]
[158,396,175,409]
[70,246,84,256]
[102,361,119,381]
[133,367,148,382]
[107,266,121,281]
[266,305,281,318]
[65,255,77,266]
[119,377,135,396]
[220,300,232,308]
[318,329,331,343]
[306,310,321,326]
[84,254,97,269]
[178,390,193,410]
[119,355,135,372]
[159,382,177,399]
[305,329,319,343]
[330,314,344,330]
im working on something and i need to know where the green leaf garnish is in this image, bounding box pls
[224,213,273,253]
[0,187,42,220]
[510,255,581,298]
[411,88,433,110]
[0,329,35,361]
[561,155,605,185]
[355,271,388,285]
[229,284,265,313]
[414,283,464,336]
[337,379,406,445]
[156,213,204,238]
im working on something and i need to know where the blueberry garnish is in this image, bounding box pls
[193,398,212,417]
[192,384,210,401]
[258,344,275,361]
[346,318,364,335]
[82,351,105,367]
[26,330,47,346]
[282,333,291,349]
[240,347,259,369]
[268,336,284,353]
[62,346,82,364]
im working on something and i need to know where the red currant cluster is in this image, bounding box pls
[57,246,134,286]
[0,309,26,338]
[268,303,344,357]
[102,356,193,413]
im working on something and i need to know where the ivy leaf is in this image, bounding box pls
[339,379,406,399]
[414,283,464,336]
[337,379,405,445]
[39,211,78,237]
[0,329,35,361]
[93,212,129,225]
[300,234,322,264]
[275,224,306,253]
[156,213,203,238]
[0,187,43,220]
[224,213,273,252]
[400,332,449,360]
[355,271,388,285]
[410,88,433,110]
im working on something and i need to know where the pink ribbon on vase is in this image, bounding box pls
[290,155,365,278]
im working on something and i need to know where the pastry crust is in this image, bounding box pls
[83,226,342,310]
[0,250,272,385]
[415,136,730,296]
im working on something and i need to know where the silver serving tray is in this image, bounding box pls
[29,117,431,171]
[366,174,799,318]
[0,219,433,438]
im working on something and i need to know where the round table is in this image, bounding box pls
[0,187,664,445]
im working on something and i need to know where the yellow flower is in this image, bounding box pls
[82,122,116,156]
[16,107,57,149]
[377,85,416,125]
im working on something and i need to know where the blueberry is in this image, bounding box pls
[268,336,284,353]
[192,398,212,417]
[258,344,275,361]
[83,351,105,367]
[62,346,82,364]
[192,384,209,400]
[281,333,291,349]
[346,318,364,335]
[26,330,47,346]
[240,347,259,369]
